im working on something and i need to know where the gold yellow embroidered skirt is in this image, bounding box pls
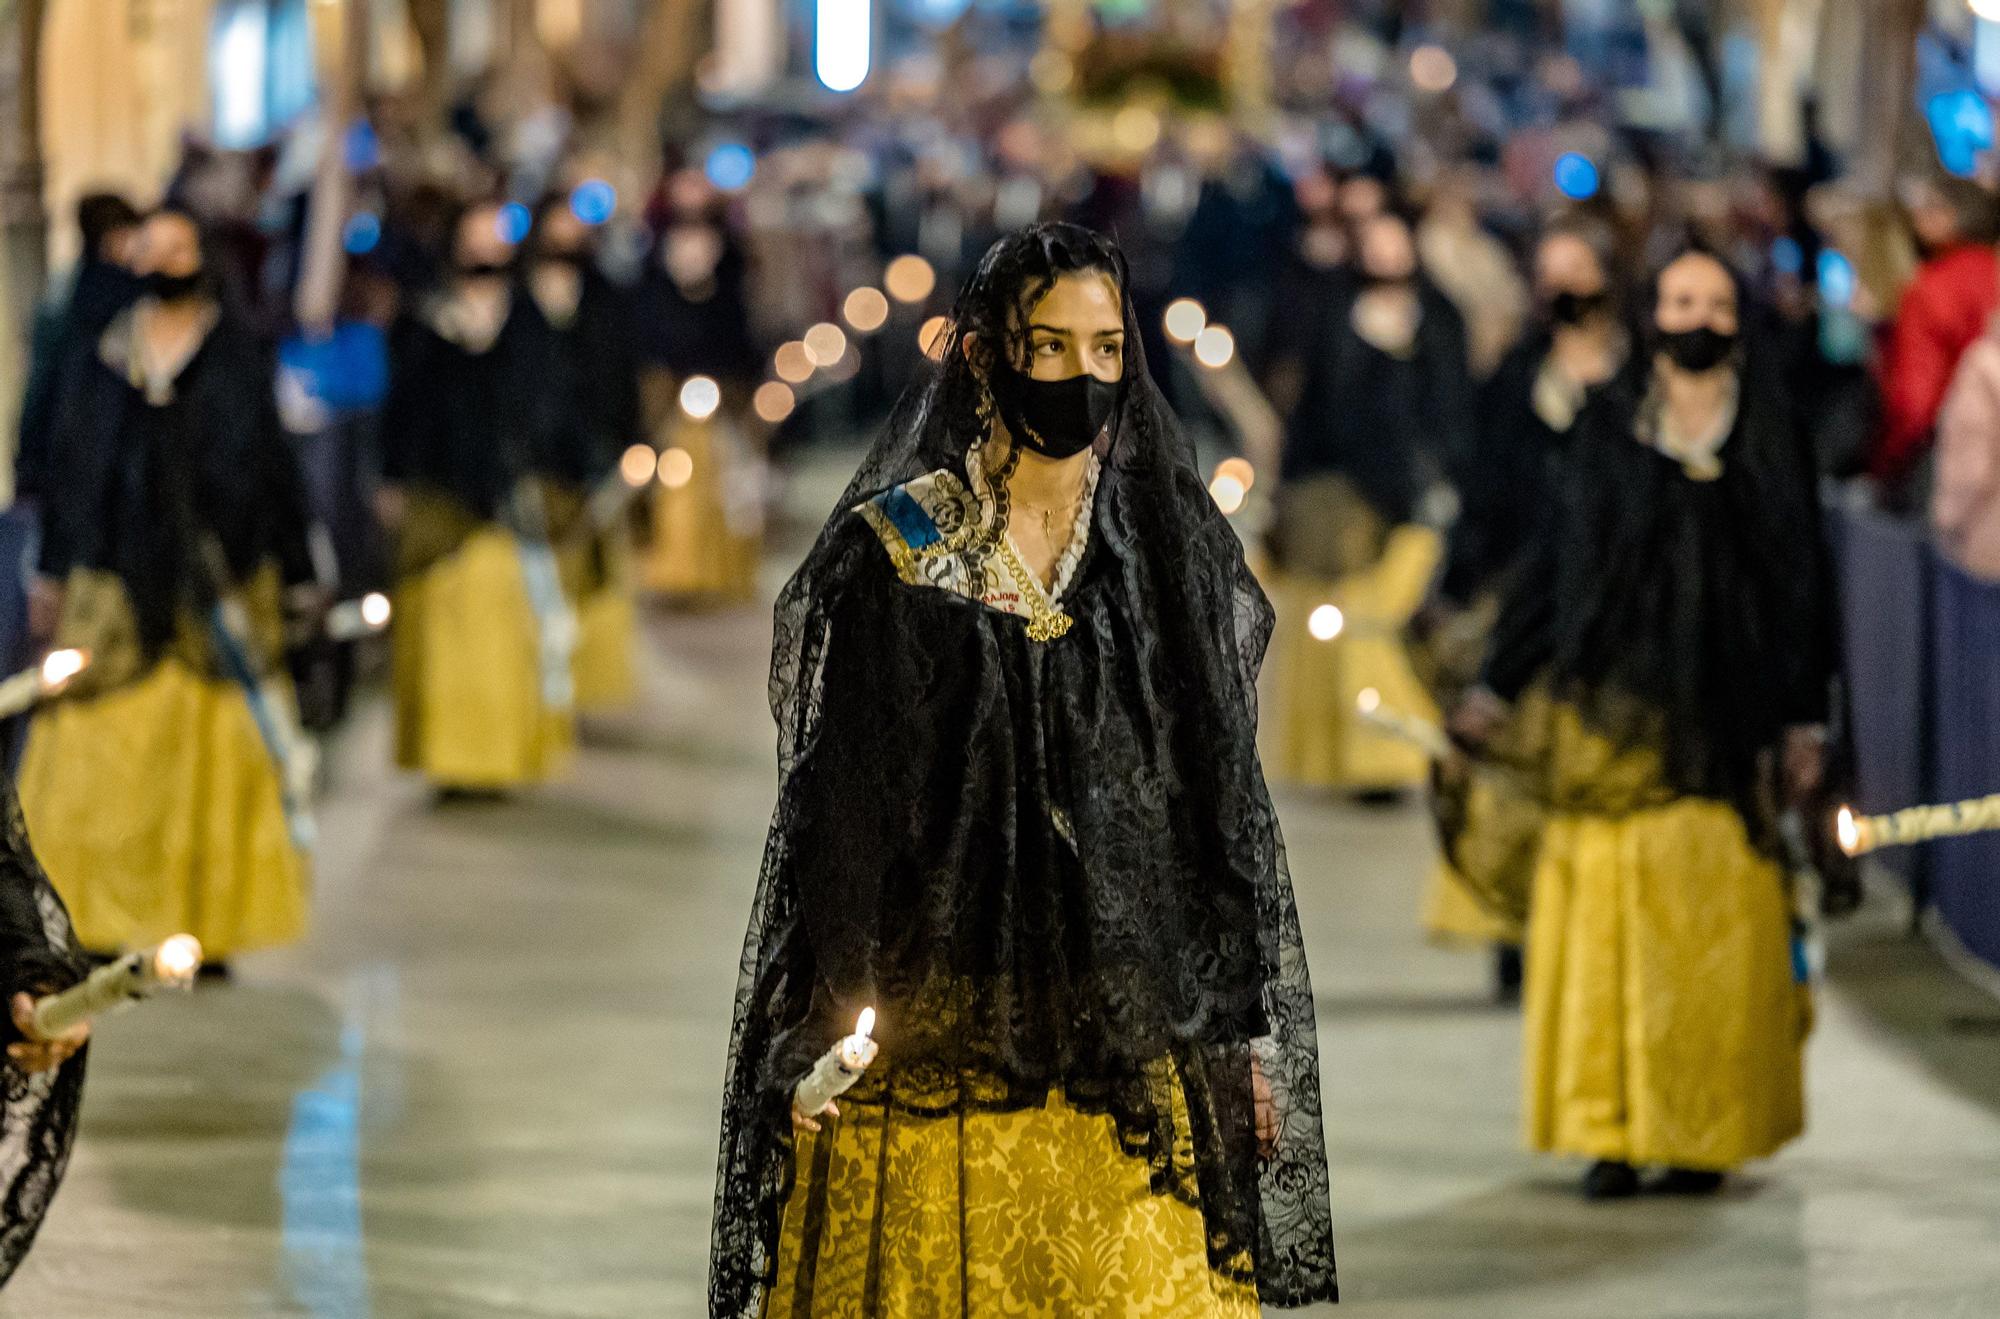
[767,1088,1260,1318]
[393,527,573,789]
[1420,861,1520,946]
[1261,526,1441,791]
[1523,796,1808,1170]
[645,405,759,604]
[19,659,309,958]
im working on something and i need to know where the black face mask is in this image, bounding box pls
[989,361,1119,459]
[1656,325,1738,373]
[458,261,513,281]
[144,270,206,303]
[538,249,589,270]
[1549,290,1609,326]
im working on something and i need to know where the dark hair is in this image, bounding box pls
[1924,175,2000,246]
[76,192,140,255]
[952,222,1126,374]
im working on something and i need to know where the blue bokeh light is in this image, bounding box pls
[1926,88,1995,179]
[1816,249,1857,310]
[1552,153,1599,200]
[496,202,532,245]
[1770,236,1804,278]
[569,179,617,226]
[705,142,757,192]
[343,122,380,173]
[342,211,381,256]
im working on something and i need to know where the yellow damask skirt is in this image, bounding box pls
[768,1088,1260,1318]
[1420,861,1520,946]
[19,659,308,958]
[393,527,573,789]
[569,536,638,713]
[1524,795,1808,1170]
[1261,526,1441,791]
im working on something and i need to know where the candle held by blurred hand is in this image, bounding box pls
[31,935,203,1040]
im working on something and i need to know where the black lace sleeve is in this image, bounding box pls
[0,788,87,1289]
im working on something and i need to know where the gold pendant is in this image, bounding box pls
[1025,610,1074,644]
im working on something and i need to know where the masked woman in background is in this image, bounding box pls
[1422,219,1630,991]
[1454,245,1830,1200]
[711,224,1336,1315]
[1265,208,1474,796]
[518,193,643,713]
[21,205,316,967]
[380,200,573,797]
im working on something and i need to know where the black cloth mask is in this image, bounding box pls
[988,361,1118,458]
[458,261,513,280]
[1549,290,1609,326]
[1657,325,1737,373]
[143,270,206,303]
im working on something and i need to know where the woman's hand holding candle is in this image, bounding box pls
[791,1007,879,1134]
[8,993,87,1074]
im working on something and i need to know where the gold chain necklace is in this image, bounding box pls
[995,535,1074,643]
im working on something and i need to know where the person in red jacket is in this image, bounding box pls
[1871,176,2000,493]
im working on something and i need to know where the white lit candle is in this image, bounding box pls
[793,1006,879,1119]
[0,649,91,719]
[31,935,203,1039]
[324,593,393,642]
[1354,692,1454,760]
[1835,794,2000,856]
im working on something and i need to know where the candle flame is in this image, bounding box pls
[1308,604,1344,642]
[152,933,203,982]
[1356,687,1382,715]
[1835,805,1861,856]
[360,593,392,629]
[855,1006,876,1039]
[40,648,88,689]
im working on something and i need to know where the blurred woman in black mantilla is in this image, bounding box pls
[710,224,1336,1316]
[517,192,644,714]
[21,204,316,965]
[380,199,574,796]
[1452,244,1833,1201]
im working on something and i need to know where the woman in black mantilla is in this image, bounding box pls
[1453,244,1832,1200]
[711,224,1336,1314]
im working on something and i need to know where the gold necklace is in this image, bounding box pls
[995,535,1074,643]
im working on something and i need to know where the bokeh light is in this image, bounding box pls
[679,375,722,420]
[1356,687,1382,714]
[1215,456,1256,493]
[804,322,849,366]
[359,593,393,629]
[1113,105,1163,154]
[1817,249,1857,309]
[657,447,695,489]
[1164,298,1207,344]
[569,179,617,225]
[754,381,797,424]
[1308,604,1345,642]
[775,341,816,383]
[1209,473,1247,515]
[705,142,757,192]
[1553,153,1600,201]
[1193,325,1236,369]
[620,443,658,486]
[886,255,938,304]
[496,201,532,244]
[1409,45,1457,94]
[918,315,952,360]
[844,287,891,333]
[342,212,381,256]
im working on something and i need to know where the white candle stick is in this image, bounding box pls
[31,935,203,1039]
[0,649,91,719]
[1354,689,1454,760]
[793,1006,879,1119]
[324,593,392,642]
[1837,796,2000,857]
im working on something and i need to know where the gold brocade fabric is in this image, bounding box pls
[1419,859,1521,946]
[51,566,288,699]
[393,526,573,788]
[766,1076,1260,1319]
[571,544,639,712]
[1522,709,1808,1172]
[19,658,309,958]
[1260,525,1442,791]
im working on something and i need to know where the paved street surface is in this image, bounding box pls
[7,461,2000,1317]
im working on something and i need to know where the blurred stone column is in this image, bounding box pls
[1851,0,1926,197]
[615,0,708,175]
[0,0,44,504]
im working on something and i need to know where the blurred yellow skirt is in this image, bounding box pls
[571,539,638,713]
[19,659,308,958]
[768,1090,1260,1318]
[1524,798,1807,1170]
[1420,861,1519,946]
[394,527,573,789]
[646,410,758,603]
[1262,526,1441,791]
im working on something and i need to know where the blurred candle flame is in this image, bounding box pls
[1356,687,1382,714]
[41,648,88,689]
[152,933,204,983]
[855,1006,876,1039]
[1835,805,1861,856]
[360,593,392,629]
[1308,604,1344,641]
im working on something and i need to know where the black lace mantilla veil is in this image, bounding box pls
[710,223,1336,1313]
[0,789,87,1287]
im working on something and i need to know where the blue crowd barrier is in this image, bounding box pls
[1834,501,2000,969]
